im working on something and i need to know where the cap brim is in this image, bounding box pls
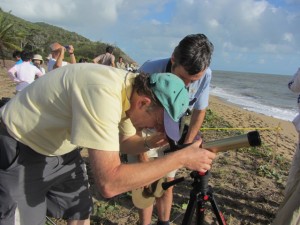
[164,110,180,142]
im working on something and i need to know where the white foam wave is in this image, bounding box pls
[210,87,297,121]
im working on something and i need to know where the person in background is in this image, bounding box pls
[93,45,115,67]
[0,64,216,225]
[130,33,214,225]
[7,50,43,93]
[12,50,23,65]
[79,58,88,63]
[272,67,300,225]
[116,56,126,70]
[32,54,46,75]
[47,42,76,71]
[45,54,52,66]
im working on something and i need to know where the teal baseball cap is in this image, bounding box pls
[149,73,189,141]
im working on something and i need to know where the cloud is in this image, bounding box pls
[1,0,299,74]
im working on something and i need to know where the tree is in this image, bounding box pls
[0,10,22,66]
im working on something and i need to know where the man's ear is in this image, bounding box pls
[138,96,152,109]
[171,54,175,64]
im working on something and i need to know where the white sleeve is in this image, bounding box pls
[288,68,300,93]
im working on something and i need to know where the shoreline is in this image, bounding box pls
[208,95,298,161]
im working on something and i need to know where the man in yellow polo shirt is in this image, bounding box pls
[0,64,216,225]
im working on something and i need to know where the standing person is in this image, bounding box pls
[93,45,115,67]
[7,50,43,93]
[32,54,46,75]
[131,33,214,225]
[116,56,126,70]
[0,64,216,225]
[12,50,23,65]
[47,42,76,72]
[272,68,300,225]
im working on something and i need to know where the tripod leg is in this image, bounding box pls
[208,187,226,225]
[182,190,198,225]
[196,194,208,225]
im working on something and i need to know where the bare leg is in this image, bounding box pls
[138,205,154,225]
[156,177,174,222]
[67,219,90,225]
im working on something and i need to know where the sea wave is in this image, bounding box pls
[210,86,297,122]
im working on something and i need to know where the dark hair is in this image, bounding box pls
[133,72,162,108]
[20,50,33,61]
[12,50,21,58]
[172,33,214,75]
[106,46,114,54]
[79,58,88,63]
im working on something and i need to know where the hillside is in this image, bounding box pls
[0,8,135,64]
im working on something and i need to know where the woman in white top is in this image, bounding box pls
[8,51,43,92]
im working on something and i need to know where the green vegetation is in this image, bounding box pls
[0,8,134,64]
[202,109,289,179]
[0,10,24,65]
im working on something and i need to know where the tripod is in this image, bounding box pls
[164,128,261,224]
[162,170,226,225]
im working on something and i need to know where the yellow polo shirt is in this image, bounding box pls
[0,64,137,156]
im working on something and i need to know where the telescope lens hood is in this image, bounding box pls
[247,131,261,147]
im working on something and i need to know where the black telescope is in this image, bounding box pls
[202,130,261,153]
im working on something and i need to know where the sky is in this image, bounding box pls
[1,0,300,75]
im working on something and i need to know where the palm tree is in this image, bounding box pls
[0,10,22,66]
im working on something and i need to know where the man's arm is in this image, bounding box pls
[88,140,215,198]
[53,47,65,69]
[184,109,206,144]
[93,55,101,64]
[7,66,20,82]
[119,132,168,155]
[111,55,116,67]
[67,45,76,64]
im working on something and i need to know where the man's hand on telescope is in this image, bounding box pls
[178,140,216,173]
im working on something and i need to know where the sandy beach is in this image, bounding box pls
[208,95,298,161]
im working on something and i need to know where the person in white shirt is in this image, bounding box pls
[8,50,43,92]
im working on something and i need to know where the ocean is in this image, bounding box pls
[210,70,298,122]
